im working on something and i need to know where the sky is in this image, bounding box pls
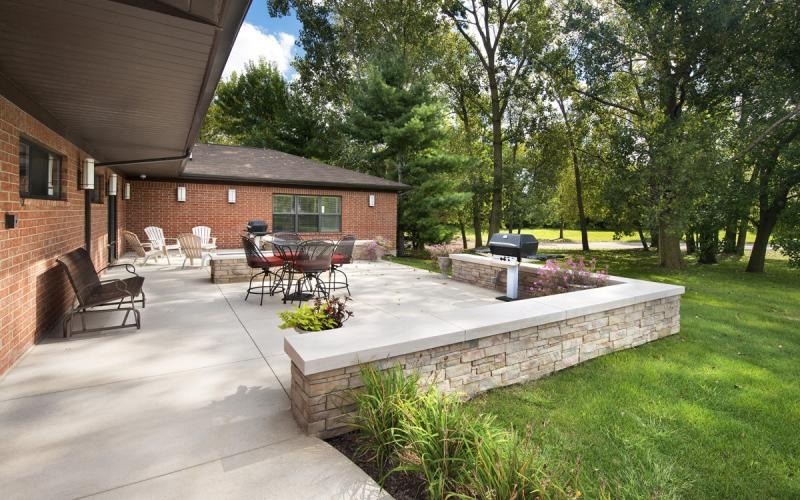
[221,3,304,81]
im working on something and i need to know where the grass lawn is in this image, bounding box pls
[462,228,758,246]
[463,251,800,498]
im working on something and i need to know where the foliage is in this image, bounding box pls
[349,365,571,499]
[352,365,419,473]
[426,243,450,267]
[277,296,353,331]
[530,257,609,297]
[365,239,387,261]
[772,201,800,267]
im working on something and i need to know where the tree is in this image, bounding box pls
[442,0,550,236]
[344,55,469,250]
[564,0,743,268]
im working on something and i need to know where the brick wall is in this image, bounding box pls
[290,296,681,438]
[124,180,398,249]
[0,95,122,376]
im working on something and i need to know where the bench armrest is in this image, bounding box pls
[99,263,138,276]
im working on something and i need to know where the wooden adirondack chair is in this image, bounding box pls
[191,226,217,252]
[123,230,161,265]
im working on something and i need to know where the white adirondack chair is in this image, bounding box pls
[123,230,161,265]
[192,226,217,252]
[144,226,181,264]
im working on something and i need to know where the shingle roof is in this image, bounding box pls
[182,143,408,191]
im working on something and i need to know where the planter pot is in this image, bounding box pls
[567,284,594,292]
[437,256,451,276]
[293,326,342,334]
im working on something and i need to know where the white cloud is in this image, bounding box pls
[222,22,295,80]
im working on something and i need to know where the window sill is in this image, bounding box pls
[20,194,67,202]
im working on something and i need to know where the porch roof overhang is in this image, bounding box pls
[0,0,251,178]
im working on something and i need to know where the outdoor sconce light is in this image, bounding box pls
[177,186,187,202]
[228,188,236,203]
[124,182,131,200]
[368,194,376,207]
[81,158,95,189]
[108,173,118,196]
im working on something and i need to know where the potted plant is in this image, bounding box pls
[278,296,353,333]
[428,244,451,276]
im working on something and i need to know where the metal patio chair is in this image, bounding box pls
[281,239,334,305]
[122,230,160,265]
[57,248,145,338]
[242,236,285,305]
[144,226,181,264]
[328,235,356,295]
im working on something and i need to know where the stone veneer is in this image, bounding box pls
[286,254,684,438]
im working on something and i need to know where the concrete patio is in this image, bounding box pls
[0,258,497,499]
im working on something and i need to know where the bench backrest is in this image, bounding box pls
[57,248,101,306]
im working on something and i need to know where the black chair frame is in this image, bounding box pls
[242,236,286,306]
[57,248,145,338]
[328,235,356,295]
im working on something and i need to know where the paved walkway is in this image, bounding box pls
[0,259,417,499]
[0,258,499,499]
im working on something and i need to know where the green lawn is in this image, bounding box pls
[462,228,758,246]
[463,251,800,499]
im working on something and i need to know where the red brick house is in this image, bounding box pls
[125,143,405,249]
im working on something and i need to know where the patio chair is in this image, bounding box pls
[122,230,160,265]
[144,226,181,264]
[328,235,356,295]
[178,233,211,268]
[192,226,217,252]
[283,239,334,305]
[57,247,145,338]
[242,236,285,305]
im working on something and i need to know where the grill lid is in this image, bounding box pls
[247,219,268,236]
[488,233,539,260]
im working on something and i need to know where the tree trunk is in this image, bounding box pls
[650,229,659,248]
[685,232,696,254]
[472,195,483,248]
[637,224,649,251]
[736,218,748,256]
[697,230,718,264]
[746,207,780,273]
[556,97,589,251]
[559,220,564,240]
[658,224,684,269]
[488,79,503,237]
[722,223,737,254]
[459,220,467,250]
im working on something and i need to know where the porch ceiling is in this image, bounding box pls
[0,0,250,178]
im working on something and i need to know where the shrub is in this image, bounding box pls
[351,365,419,474]
[772,202,800,268]
[530,256,609,297]
[427,243,450,264]
[278,296,353,331]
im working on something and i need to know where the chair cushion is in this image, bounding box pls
[249,256,284,268]
[331,253,351,265]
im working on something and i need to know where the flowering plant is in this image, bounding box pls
[366,236,389,261]
[427,243,450,264]
[529,256,609,297]
[278,296,353,332]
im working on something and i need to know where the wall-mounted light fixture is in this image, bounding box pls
[368,194,376,207]
[81,158,95,189]
[228,188,236,204]
[108,173,118,196]
[124,182,131,200]
[177,186,187,202]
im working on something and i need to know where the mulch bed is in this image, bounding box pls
[327,431,428,500]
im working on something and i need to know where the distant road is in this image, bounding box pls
[537,241,754,251]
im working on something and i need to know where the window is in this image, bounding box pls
[272,194,342,233]
[19,139,62,199]
[90,174,105,204]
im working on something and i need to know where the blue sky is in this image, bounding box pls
[222,3,304,80]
